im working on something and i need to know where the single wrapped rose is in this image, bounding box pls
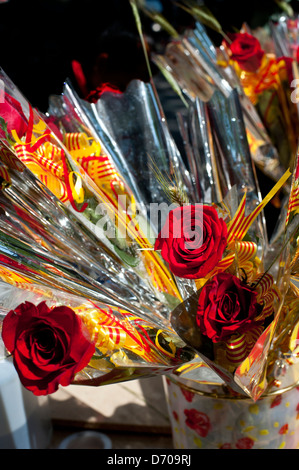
[2,301,95,395]
[196,272,261,343]
[0,93,28,140]
[154,204,227,279]
[229,32,264,73]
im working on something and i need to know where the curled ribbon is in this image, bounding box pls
[11,105,87,212]
[64,132,182,301]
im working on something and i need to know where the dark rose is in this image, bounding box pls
[229,33,264,72]
[196,273,260,343]
[2,301,95,395]
[184,409,211,437]
[0,93,27,140]
[154,205,227,279]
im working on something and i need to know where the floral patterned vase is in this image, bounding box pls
[163,376,299,449]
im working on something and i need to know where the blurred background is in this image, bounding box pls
[0,0,298,111]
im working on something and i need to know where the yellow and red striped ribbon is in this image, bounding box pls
[65,132,182,301]
[14,143,69,203]
[36,142,64,178]
[74,304,172,365]
[0,265,32,289]
[286,153,299,224]
[286,181,299,224]
[225,324,264,367]
[227,169,291,245]
[223,271,280,368]
[10,110,88,212]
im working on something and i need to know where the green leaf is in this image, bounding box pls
[129,0,152,78]
[162,292,181,310]
[140,7,180,38]
[114,245,140,267]
[274,0,294,17]
[0,116,13,145]
[175,1,223,34]
[152,55,189,108]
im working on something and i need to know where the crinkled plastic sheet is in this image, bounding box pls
[0,282,195,387]
[62,79,195,219]
[177,89,268,252]
[0,68,181,328]
[154,22,286,185]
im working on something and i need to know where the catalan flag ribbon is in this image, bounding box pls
[10,106,88,212]
[286,151,299,225]
[64,132,183,301]
[227,169,291,244]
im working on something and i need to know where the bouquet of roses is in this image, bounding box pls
[0,67,202,395]
[0,68,187,314]
[0,15,297,401]
[223,30,299,170]
[153,20,287,186]
[150,159,293,399]
[0,281,194,396]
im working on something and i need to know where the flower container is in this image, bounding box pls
[163,374,299,449]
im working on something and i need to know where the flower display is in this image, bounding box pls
[2,301,95,395]
[224,31,299,169]
[154,204,227,279]
[0,3,297,410]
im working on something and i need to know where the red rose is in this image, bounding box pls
[0,93,28,140]
[196,273,260,343]
[229,33,264,72]
[154,205,227,279]
[2,301,95,395]
[184,409,211,437]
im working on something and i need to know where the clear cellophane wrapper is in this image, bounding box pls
[0,282,195,386]
[0,67,185,321]
[152,21,286,185]
[270,15,299,62]
[223,46,299,170]
[59,78,195,217]
[168,160,296,400]
[0,61,297,401]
